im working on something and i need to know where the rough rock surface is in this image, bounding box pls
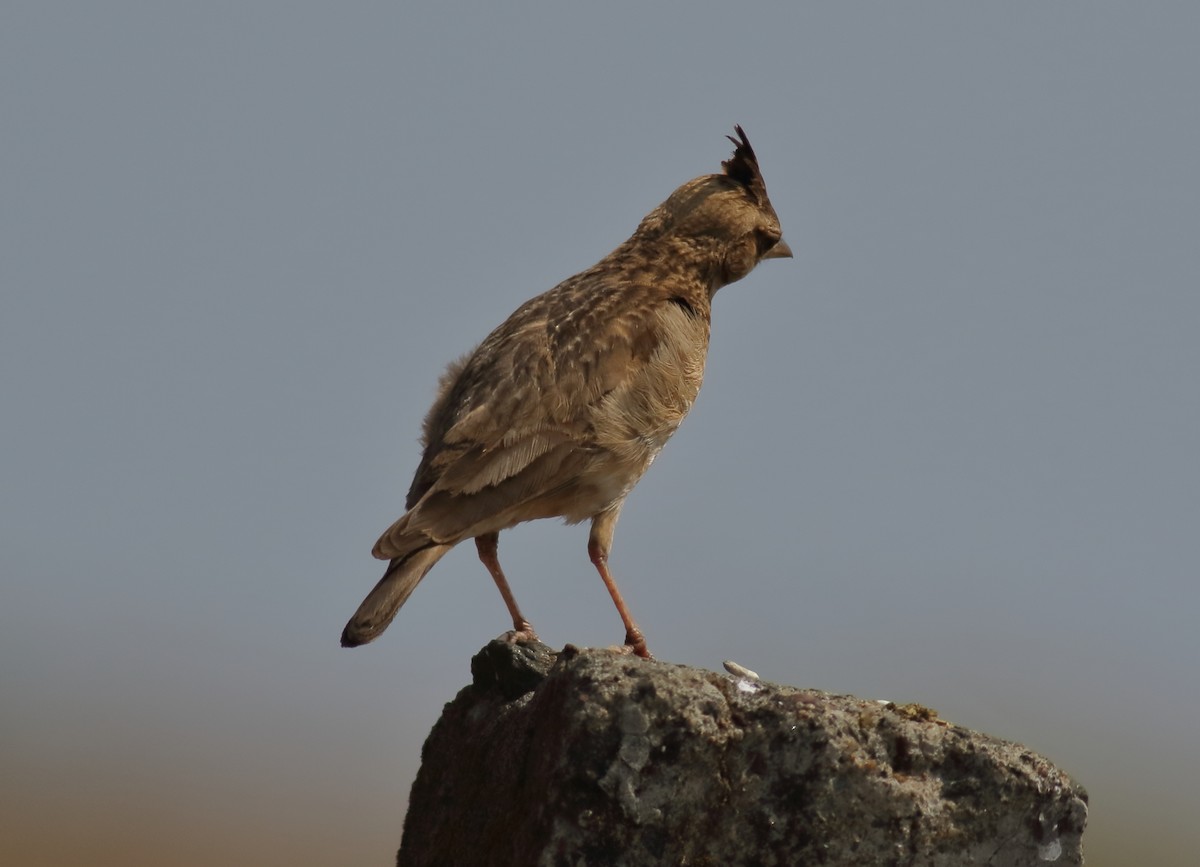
[398,641,1087,866]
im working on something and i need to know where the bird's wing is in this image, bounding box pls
[375,272,703,555]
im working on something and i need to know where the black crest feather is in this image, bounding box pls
[721,125,767,202]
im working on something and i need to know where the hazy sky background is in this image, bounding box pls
[3,4,1197,865]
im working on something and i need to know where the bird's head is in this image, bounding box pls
[632,126,792,290]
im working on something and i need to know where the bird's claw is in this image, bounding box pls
[606,634,652,659]
[502,626,540,645]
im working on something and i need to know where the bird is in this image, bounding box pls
[341,126,791,658]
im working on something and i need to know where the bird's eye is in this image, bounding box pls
[754,229,781,257]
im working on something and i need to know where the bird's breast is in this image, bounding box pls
[591,301,709,469]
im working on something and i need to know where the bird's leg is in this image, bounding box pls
[475,533,538,643]
[588,510,651,659]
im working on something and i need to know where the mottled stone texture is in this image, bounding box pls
[398,641,1087,866]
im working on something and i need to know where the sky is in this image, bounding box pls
[2,4,1197,865]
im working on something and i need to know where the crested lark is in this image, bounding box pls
[342,126,791,657]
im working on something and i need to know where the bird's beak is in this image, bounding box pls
[764,238,793,260]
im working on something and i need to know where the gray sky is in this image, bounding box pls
[3,4,1197,865]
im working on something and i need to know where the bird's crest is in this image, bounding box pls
[721,125,768,204]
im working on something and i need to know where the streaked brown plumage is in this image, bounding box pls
[341,126,791,657]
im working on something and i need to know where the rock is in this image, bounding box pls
[397,640,1087,866]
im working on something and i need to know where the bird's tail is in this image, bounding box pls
[340,543,453,647]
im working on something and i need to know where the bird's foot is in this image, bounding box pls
[502,622,540,645]
[608,631,652,659]
[626,627,652,659]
